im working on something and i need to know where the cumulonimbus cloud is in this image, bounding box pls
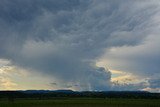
[0,0,160,91]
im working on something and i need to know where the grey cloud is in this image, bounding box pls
[98,1,160,90]
[112,82,148,91]
[148,74,160,89]
[0,0,159,90]
[149,79,160,89]
[102,34,160,77]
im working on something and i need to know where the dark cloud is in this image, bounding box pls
[149,79,160,89]
[0,0,159,91]
[112,82,148,91]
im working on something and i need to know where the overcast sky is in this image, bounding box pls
[0,0,160,92]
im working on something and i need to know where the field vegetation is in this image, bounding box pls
[0,91,160,107]
[0,98,160,107]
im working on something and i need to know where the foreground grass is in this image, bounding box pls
[0,98,160,107]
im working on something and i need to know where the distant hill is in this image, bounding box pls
[19,89,74,94]
[0,90,159,99]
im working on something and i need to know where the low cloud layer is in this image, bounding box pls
[0,0,160,91]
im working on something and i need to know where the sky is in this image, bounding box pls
[0,0,160,92]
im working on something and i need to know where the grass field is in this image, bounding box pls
[0,98,160,107]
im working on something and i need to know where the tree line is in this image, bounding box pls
[0,90,160,101]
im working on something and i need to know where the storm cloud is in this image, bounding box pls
[0,0,160,91]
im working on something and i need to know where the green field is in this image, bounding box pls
[0,98,160,107]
